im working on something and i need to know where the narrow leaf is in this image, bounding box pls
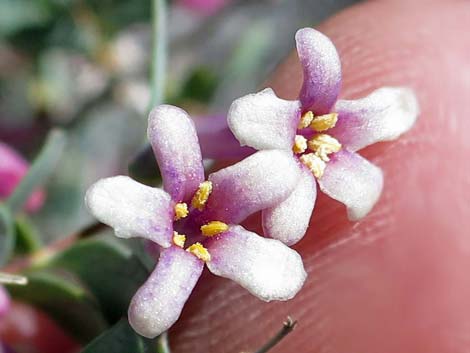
[0,204,15,266]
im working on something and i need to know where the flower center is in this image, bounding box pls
[294,111,342,178]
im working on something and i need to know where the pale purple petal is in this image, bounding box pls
[200,150,301,224]
[0,142,45,213]
[318,150,384,221]
[148,105,205,203]
[262,165,316,245]
[330,87,419,151]
[206,225,307,301]
[227,88,301,151]
[85,176,174,247]
[0,286,10,318]
[128,247,203,338]
[296,28,341,114]
[193,114,254,159]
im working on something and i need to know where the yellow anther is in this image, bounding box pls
[174,202,189,220]
[308,134,342,162]
[173,231,186,248]
[201,221,229,237]
[298,111,314,129]
[300,153,326,179]
[292,135,307,154]
[310,113,338,132]
[191,181,213,211]
[186,242,211,262]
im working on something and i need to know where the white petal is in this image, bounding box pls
[318,150,384,221]
[331,87,419,151]
[206,225,307,302]
[227,88,301,151]
[85,176,174,247]
[262,166,316,245]
[128,247,203,338]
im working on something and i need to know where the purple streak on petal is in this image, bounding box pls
[227,88,302,151]
[296,28,342,115]
[128,246,203,338]
[199,150,301,224]
[330,87,420,152]
[318,149,383,221]
[0,142,45,213]
[206,225,307,301]
[193,114,254,160]
[85,176,174,247]
[0,286,10,318]
[262,164,316,245]
[148,105,205,203]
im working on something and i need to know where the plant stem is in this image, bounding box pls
[156,332,170,353]
[253,317,298,353]
[149,0,167,110]
[0,272,28,285]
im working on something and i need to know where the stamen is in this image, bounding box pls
[174,202,189,220]
[201,221,229,237]
[308,134,342,162]
[173,231,186,248]
[310,113,338,132]
[186,242,211,262]
[292,135,307,154]
[191,181,213,211]
[299,153,326,178]
[298,111,314,129]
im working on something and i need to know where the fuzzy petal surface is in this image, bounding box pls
[128,247,204,338]
[206,225,307,301]
[330,87,419,151]
[227,88,301,151]
[85,176,174,247]
[262,165,316,245]
[201,150,300,224]
[148,105,205,203]
[296,28,341,114]
[318,150,383,221]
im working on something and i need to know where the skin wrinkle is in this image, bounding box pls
[171,1,470,352]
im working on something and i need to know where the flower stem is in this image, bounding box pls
[156,332,170,353]
[148,0,167,110]
[0,272,28,285]
[253,317,297,353]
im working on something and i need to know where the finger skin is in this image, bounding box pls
[171,1,470,352]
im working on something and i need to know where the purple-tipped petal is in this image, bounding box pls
[206,225,307,301]
[330,87,419,152]
[262,165,316,245]
[129,247,203,338]
[295,28,341,114]
[201,150,301,224]
[85,176,174,247]
[318,150,383,221]
[0,286,10,318]
[193,114,254,159]
[227,88,302,151]
[148,105,205,203]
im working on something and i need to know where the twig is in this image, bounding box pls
[253,316,297,353]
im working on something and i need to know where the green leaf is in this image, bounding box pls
[0,204,15,266]
[81,318,155,353]
[7,269,108,342]
[50,237,150,322]
[6,129,67,214]
[14,215,42,254]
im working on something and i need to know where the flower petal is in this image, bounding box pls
[227,88,301,151]
[206,225,307,301]
[193,114,255,159]
[330,87,419,151]
[128,247,203,338]
[201,150,301,224]
[148,105,205,202]
[318,150,383,221]
[85,176,174,247]
[296,27,342,114]
[262,165,316,245]
[0,286,10,318]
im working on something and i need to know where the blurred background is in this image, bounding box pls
[0,0,360,352]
